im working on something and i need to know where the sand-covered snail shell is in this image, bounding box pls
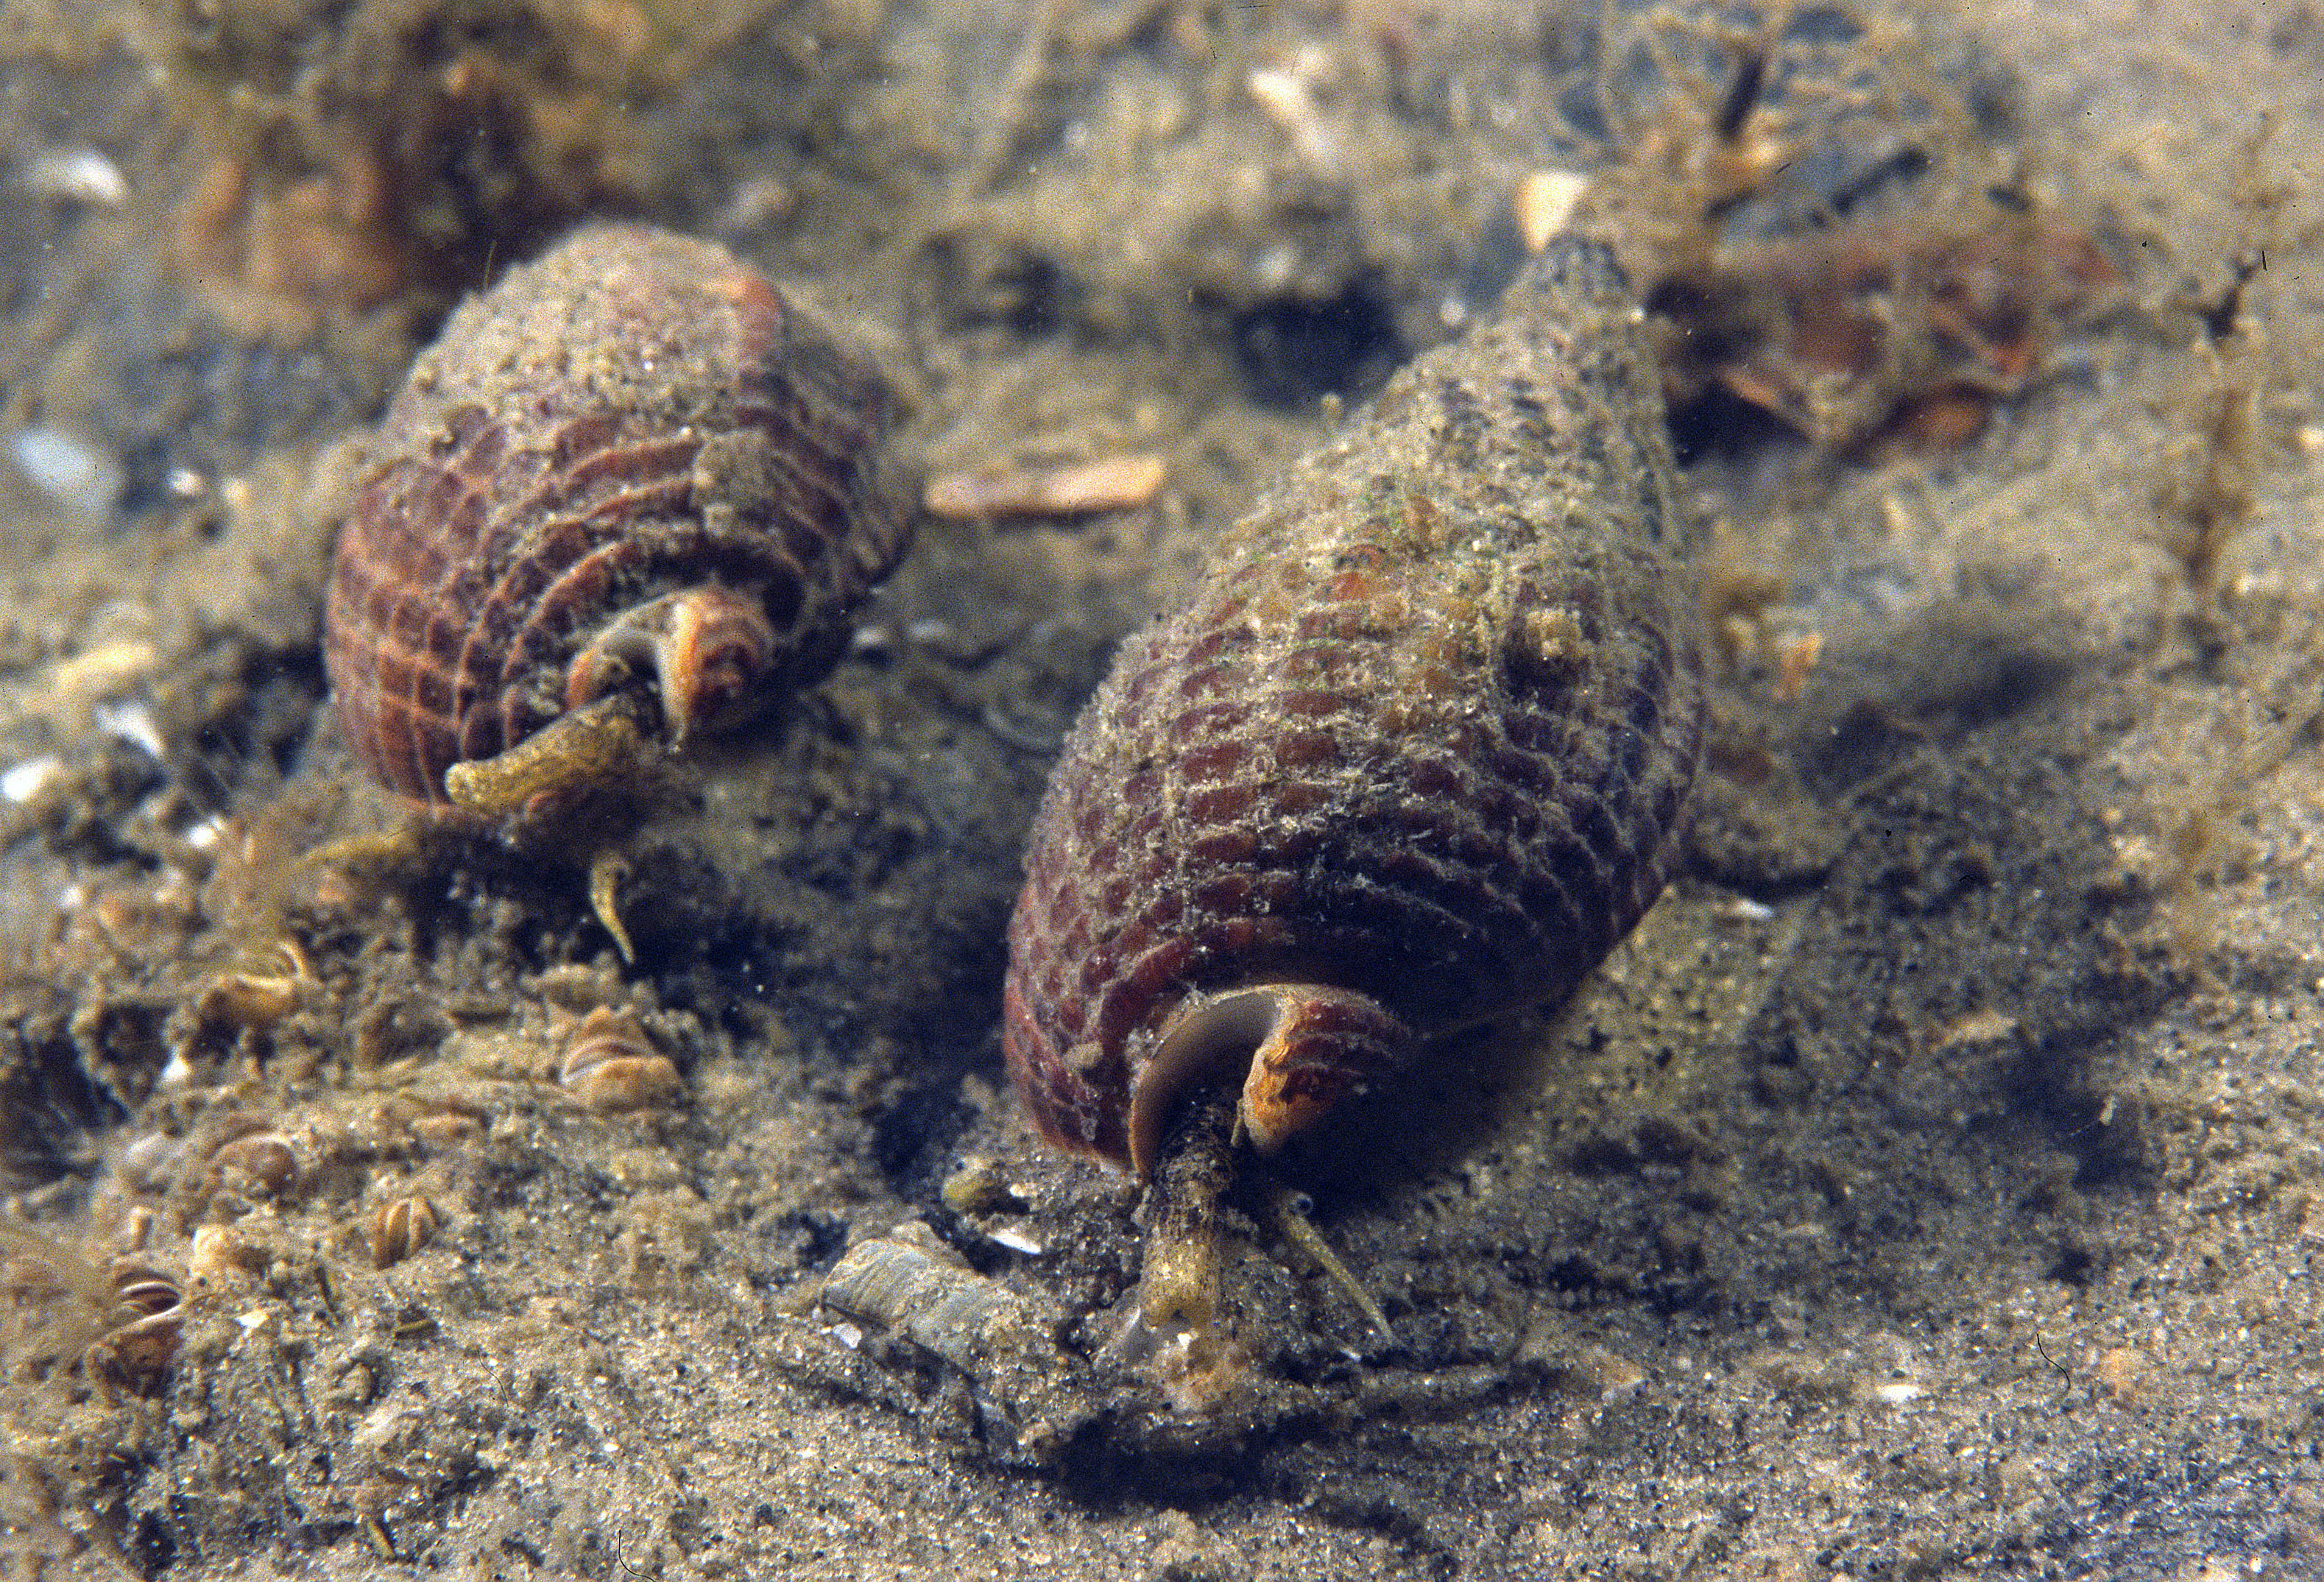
[204,1127,301,1202]
[323,224,910,814]
[1002,239,1703,1350]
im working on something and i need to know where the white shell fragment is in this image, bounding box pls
[24,148,127,208]
[1515,170,1590,254]
[1246,66,1339,173]
[7,426,121,520]
[1,756,60,802]
[91,699,164,760]
[924,453,1166,520]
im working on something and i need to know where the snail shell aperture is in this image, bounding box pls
[323,224,909,813]
[1001,238,1704,1345]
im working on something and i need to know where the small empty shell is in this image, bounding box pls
[559,1007,682,1114]
[367,1196,442,1267]
[194,972,301,1032]
[186,1223,267,1292]
[193,945,314,1034]
[118,1131,187,1193]
[812,1222,1082,1460]
[206,1131,300,1199]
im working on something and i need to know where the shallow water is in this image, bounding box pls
[3,2,2323,1576]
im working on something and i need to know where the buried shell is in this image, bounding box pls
[204,1129,301,1201]
[323,223,909,813]
[367,1195,442,1268]
[559,1006,682,1114]
[1002,238,1703,1339]
[85,1262,186,1398]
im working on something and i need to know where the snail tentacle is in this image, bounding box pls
[1131,985,1408,1357]
[1265,1183,1394,1344]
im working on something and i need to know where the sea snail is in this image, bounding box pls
[323,224,909,817]
[1001,237,1703,1353]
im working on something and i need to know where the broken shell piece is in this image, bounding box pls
[7,428,122,520]
[817,1223,1034,1369]
[194,942,317,1035]
[49,638,158,703]
[532,961,622,1012]
[0,755,60,802]
[25,148,129,208]
[119,1131,187,1193]
[812,1222,1084,1461]
[924,453,1166,520]
[559,1007,682,1114]
[404,1098,487,1149]
[1245,66,1340,174]
[1770,631,1823,702]
[939,1157,1024,1215]
[1515,170,1589,253]
[186,1223,266,1291]
[195,971,302,1034]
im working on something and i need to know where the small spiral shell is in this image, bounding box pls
[323,223,908,811]
[85,1262,186,1398]
[1003,239,1703,1182]
[105,1262,184,1322]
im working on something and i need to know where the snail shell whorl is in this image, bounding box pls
[324,223,908,807]
[1003,238,1703,1176]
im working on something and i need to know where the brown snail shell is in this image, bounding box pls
[1001,239,1703,1337]
[322,223,909,813]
